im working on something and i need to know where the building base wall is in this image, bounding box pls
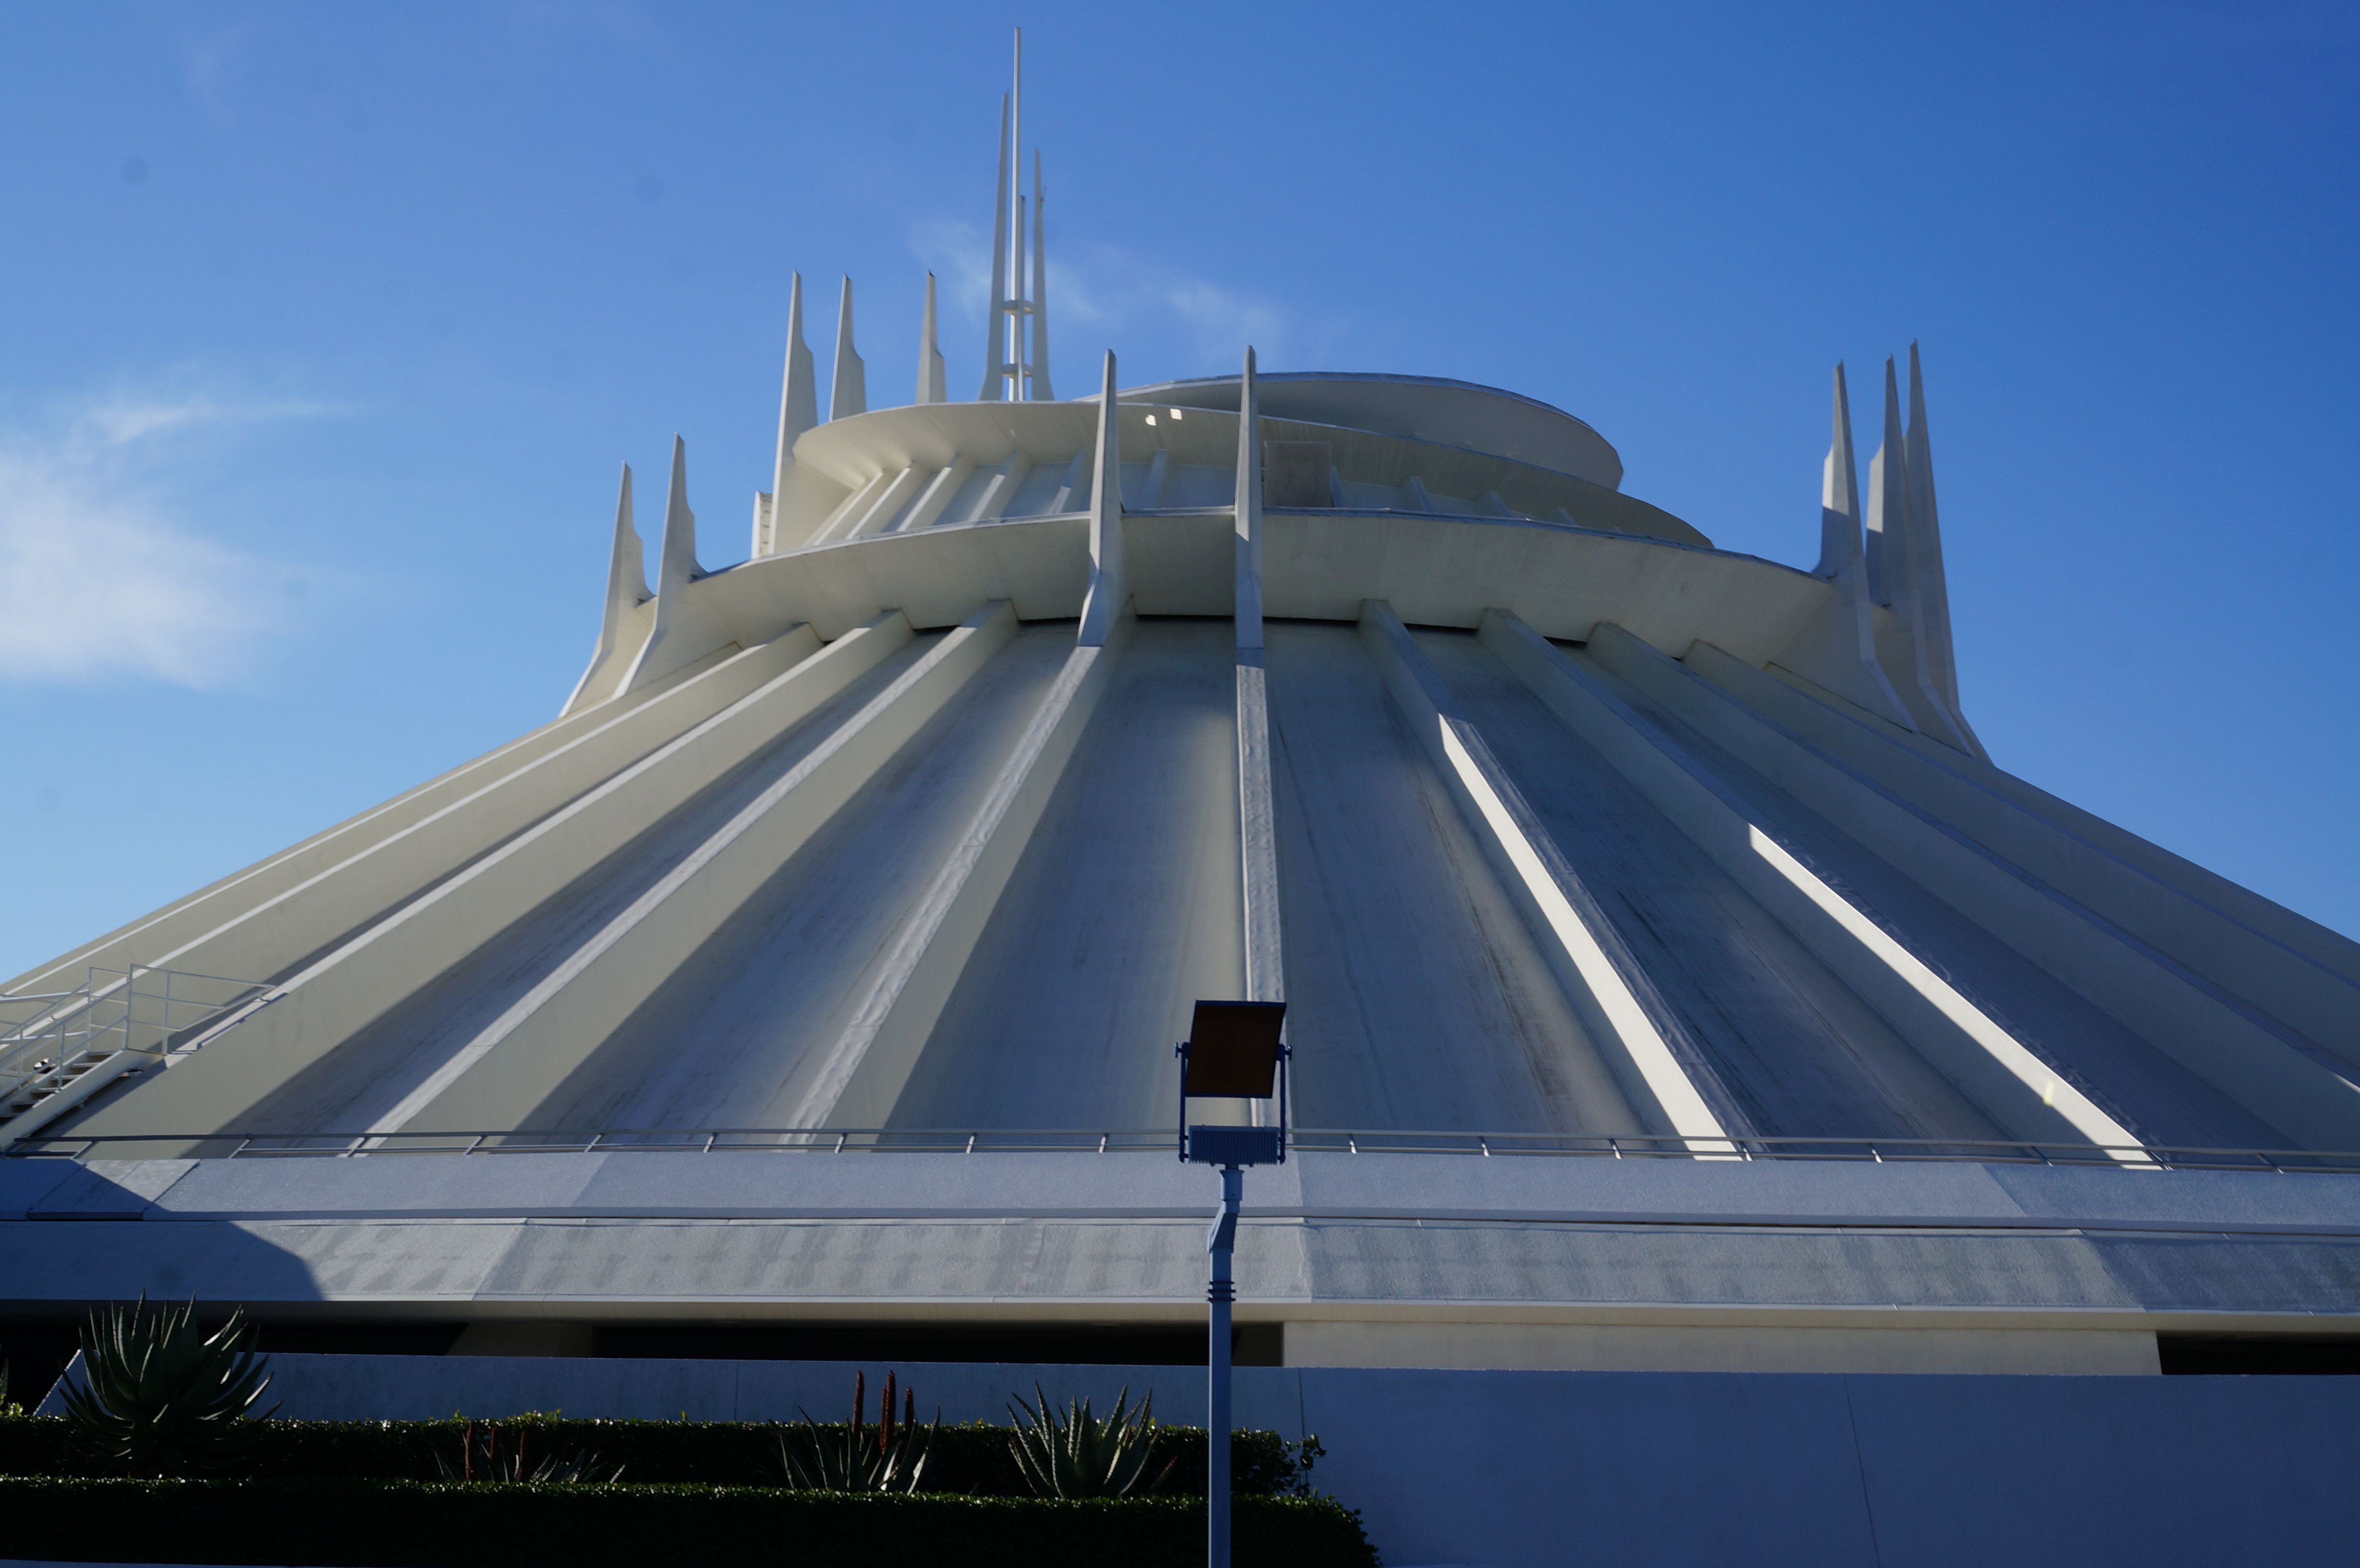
[37,1354,2352,1568]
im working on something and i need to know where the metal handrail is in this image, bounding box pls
[0,965,273,1149]
[7,1125,2360,1173]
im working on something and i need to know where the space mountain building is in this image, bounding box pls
[7,57,2360,1519]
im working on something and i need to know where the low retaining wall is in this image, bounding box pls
[37,1353,2352,1568]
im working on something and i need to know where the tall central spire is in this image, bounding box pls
[978,28,1051,401]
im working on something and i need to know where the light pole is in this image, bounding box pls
[1176,999,1289,1568]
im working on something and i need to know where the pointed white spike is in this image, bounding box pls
[1028,149,1053,401]
[978,92,1011,401]
[829,276,866,421]
[1779,364,1918,729]
[915,273,947,405]
[561,462,652,715]
[1813,363,1864,579]
[1077,351,1127,647]
[1906,343,1987,757]
[1865,356,1908,606]
[756,272,819,556]
[1864,356,1977,748]
[773,272,817,494]
[619,436,736,694]
[1234,345,1263,651]
[661,433,704,582]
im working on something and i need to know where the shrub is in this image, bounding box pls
[0,1477,1382,1568]
[0,1410,1307,1494]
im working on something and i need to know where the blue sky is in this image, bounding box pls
[1,0,2354,979]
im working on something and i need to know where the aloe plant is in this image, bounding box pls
[778,1370,938,1493]
[1006,1384,1175,1499]
[61,1295,275,1475]
[435,1420,623,1484]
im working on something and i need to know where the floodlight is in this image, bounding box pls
[1176,999,1288,1166]
[1170,997,1290,1568]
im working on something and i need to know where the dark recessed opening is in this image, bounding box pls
[2158,1335,2360,1374]
[0,1323,84,1406]
[251,1323,468,1358]
[594,1323,1283,1368]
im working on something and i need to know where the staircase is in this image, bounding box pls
[0,966,270,1151]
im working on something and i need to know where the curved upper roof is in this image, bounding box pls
[1106,372,1625,491]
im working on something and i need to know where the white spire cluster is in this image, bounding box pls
[978,28,1051,402]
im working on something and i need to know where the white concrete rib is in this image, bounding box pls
[792,610,1132,1129]
[1680,640,2360,1041]
[383,601,1021,1135]
[1237,655,1283,1006]
[1479,611,2146,1157]
[64,616,915,1144]
[1580,625,2360,1150]
[1358,601,1734,1146]
[9,632,812,1011]
[0,645,757,1001]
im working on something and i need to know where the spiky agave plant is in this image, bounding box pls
[778,1370,938,1493]
[1006,1384,1175,1499]
[61,1295,275,1475]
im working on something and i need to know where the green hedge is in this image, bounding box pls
[0,1413,1305,1495]
[0,1477,1378,1568]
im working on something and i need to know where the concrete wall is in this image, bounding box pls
[36,1354,2353,1568]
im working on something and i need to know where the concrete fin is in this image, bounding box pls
[800,606,1124,1129]
[1234,345,1264,651]
[1777,364,1918,730]
[977,92,1010,400]
[1359,600,1733,1145]
[1077,351,1128,647]
[1506,616,2147,1155]
[619,436,738,695]
[759,271,819,558]
[1866,357,1908,607]
[561,462,654,716]
[829,276,866,421]
[1906,343,1987,758]
[1028,149,1053,401]
[915,273,947,405]
[390,608,1013,1136]
[1869,356,1982,755]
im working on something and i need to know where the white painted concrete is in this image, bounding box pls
[1361,603,1733,1144]
[384,602,1020,1135]
[1576,625,2360,1149]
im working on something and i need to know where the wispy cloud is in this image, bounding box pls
[182,23,248,125]
[909,219,1337,374]
[0,389,342,688]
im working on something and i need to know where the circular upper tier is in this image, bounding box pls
[1108,373,1625,490]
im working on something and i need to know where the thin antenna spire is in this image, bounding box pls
[916,273,946,404]
[975,29,1048,401]
[978,90,1011,401]
[830,275,865,420]
[1029,148,1053,401]
[1009,29,1023,398]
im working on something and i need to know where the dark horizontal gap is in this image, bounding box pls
[2158,1335,2360,1374]
[594,1323,1283,1368]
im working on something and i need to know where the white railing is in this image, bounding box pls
[0,965,271,1149]
[7,1125,2359,1174]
